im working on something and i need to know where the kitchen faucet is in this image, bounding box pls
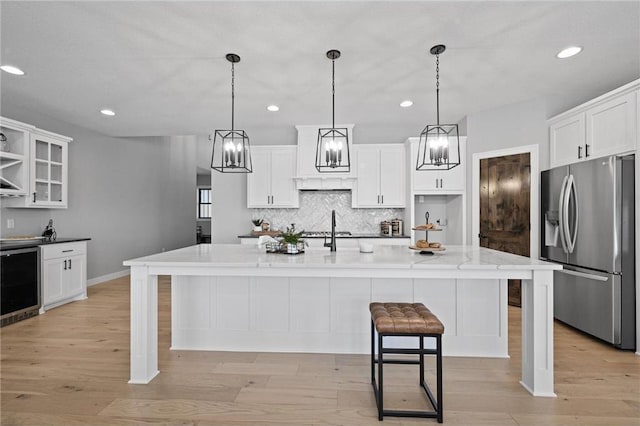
[324,210,337,252]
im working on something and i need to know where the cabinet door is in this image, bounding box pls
[29,133,68,208]
[354,147,381,207]
[65,255,86,298]
[247,148,272,208]
[270,147,298,208]
[42,258,65,306]
[549,113,585,168]
[439,164,465,191]
[587,92,637,159]
[379,146,405,207]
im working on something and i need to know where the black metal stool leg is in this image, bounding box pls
[419,335,425,385]
[437,334,443,423]
[371,320,375,384]
[378,332,384,420]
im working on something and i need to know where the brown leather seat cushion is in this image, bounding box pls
[370,302,444,335]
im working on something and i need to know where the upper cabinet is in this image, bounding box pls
[1,117,72,209]
[247,145,299,208]
[549,80,638,168]
[352,144,405,208]
[407,136,466,193]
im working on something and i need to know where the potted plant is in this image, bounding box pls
[280,227,305,254]
[252,218,263,232]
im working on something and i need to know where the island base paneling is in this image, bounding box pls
[170,275,508,358]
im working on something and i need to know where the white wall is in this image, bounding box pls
[0,105,197,281]
[210,169,252,243]
[465,98,548,245]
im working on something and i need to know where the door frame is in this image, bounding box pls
[472,144,539,259]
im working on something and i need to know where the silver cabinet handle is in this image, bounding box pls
[64,260,67,270]
[381,195,384,204]
[440,178,443,188]
[62,249,73,253]
[557,269,608,282]
[585,144,590,158]
[69,258,72,269]
[377,195,380,204]
[578,146,582,159]
[435,178,439,188]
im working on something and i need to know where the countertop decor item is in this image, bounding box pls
[416,44,461,171]
[315,49,350,173]
[251,218,263,232]
[279,226,305,254]
[210,53,252,173]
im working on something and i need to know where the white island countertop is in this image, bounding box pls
[124,243,559,272]
[124,244,561,398]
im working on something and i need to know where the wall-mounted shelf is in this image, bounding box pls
[0,117,32,197]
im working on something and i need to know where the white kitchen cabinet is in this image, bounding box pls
[2,117,72,209]
[247,146,299,208]
[41,241,87,311]
[549,113,586,167]
[586,92,637,159]
[353,144,405,208]
[549,80,638,168]
[408,137,466,193]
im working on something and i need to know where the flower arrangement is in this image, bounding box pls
[279,226,306,254]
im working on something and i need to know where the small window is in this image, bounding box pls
[197,187,211,219]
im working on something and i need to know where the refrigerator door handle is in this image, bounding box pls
[558,174,569,253]
[557,268,608,282]
[566,174,579,253]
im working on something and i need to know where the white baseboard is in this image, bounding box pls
[87,269,130,286]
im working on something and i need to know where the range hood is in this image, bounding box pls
[294,124,356,190]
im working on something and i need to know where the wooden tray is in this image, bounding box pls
[251,230,281,236]
[412,226,442,231]
[409,245,445,252]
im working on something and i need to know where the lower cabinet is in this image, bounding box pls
[41,241,87,310]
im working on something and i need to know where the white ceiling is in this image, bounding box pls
[1,1,639,144]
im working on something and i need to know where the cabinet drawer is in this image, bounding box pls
[41,242,86,260]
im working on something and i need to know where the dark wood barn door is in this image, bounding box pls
[479,153,531,307]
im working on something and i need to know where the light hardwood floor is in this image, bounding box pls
[1,275,639,425]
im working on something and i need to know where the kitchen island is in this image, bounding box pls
[124,244,560,397]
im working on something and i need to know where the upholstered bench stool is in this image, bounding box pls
[370,302,444,423]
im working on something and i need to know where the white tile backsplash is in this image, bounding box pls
[251,191,403,233]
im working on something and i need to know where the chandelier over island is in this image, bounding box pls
[211,53,252,173]
[315,49,351,173]
[416,44,461,171]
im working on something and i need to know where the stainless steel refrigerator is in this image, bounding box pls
[541,155,635,350]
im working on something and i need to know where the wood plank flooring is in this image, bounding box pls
[1,275,639,425]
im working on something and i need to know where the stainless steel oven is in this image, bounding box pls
[1,246,40,326]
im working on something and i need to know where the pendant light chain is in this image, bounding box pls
[331,57,336,129]
[231,61,235,131]
[435,53,440,126]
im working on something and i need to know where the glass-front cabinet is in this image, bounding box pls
[1,116,72,209]
[31,131,69,207]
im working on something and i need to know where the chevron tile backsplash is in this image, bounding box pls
[251,191,403,234]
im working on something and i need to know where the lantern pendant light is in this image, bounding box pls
[315,49,350,173]
[211,53,252,173]
[416,44,460,171]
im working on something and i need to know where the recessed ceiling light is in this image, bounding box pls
[400,100,413,108]
[0,65,25,75]
[267,105,279,112]
[100,109,116,116]
[556,46,582,59]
